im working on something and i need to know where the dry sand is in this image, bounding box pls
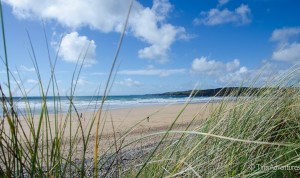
[25,103,219,135]
[4,103,219,137]
[87,103,217,136]
[2,102,224,158]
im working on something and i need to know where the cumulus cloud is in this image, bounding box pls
[118,68,186,77]
[4,0,131,31]
[119,78,141,87]
[4,0,186,63]
[271,27,300,62]
[193,4,251,26]
[219,66,248,83]
[226,59,240,72]
[152,0,173,21]
[270,27,300,43]
[272,43,300,61]
[191,56,248,83]
[191,57,240,74]
[191,57,223,75]
[130,2,185,62]
[59,32,96,66]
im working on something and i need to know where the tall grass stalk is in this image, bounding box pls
[1,0,134,177]
[93,1,133,177]
[121,72,300,177]
[0,0,22,176]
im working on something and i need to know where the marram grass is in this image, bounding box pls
[120,83,300,177]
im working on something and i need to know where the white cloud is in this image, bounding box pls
[191,57,223,75]
[217,0,230,7]
[272,43,300,61]
[194,4,251,26]
[270,27,300,43]
[226,59,240,72]
[20,65,35,72]
[271,27,300,62]
[119,78,141,87]
[59,32,96,66]
[219,66,248,83]
[191,56,248,83]
[4,0,130,32]
[4,0,186,63]
[119,68,186,77]
[130,4,185,63]
[87,68,186,77]
[152,0,172,21]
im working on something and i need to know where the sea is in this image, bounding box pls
[0,95,224,116]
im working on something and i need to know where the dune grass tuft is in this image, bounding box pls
[121,76,300,177]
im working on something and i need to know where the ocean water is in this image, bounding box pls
[0,95,224,115]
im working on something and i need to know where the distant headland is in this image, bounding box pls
[153,87,293,97]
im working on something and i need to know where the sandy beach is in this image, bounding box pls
[5,102,220,138]
[3,102,222,152]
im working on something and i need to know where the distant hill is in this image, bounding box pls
[155,87,284,97]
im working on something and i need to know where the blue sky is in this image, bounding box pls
[0,0,300,96]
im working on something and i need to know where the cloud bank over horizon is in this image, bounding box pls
[191,57,249,83]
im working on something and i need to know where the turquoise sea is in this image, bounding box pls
[1,95,224,115]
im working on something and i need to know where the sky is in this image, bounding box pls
[0,0,300,96]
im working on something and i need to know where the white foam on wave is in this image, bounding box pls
[0,96,226,115]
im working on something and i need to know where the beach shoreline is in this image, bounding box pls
[5,102,217,130]
[3,102,221,145]
[2,102,227,163]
